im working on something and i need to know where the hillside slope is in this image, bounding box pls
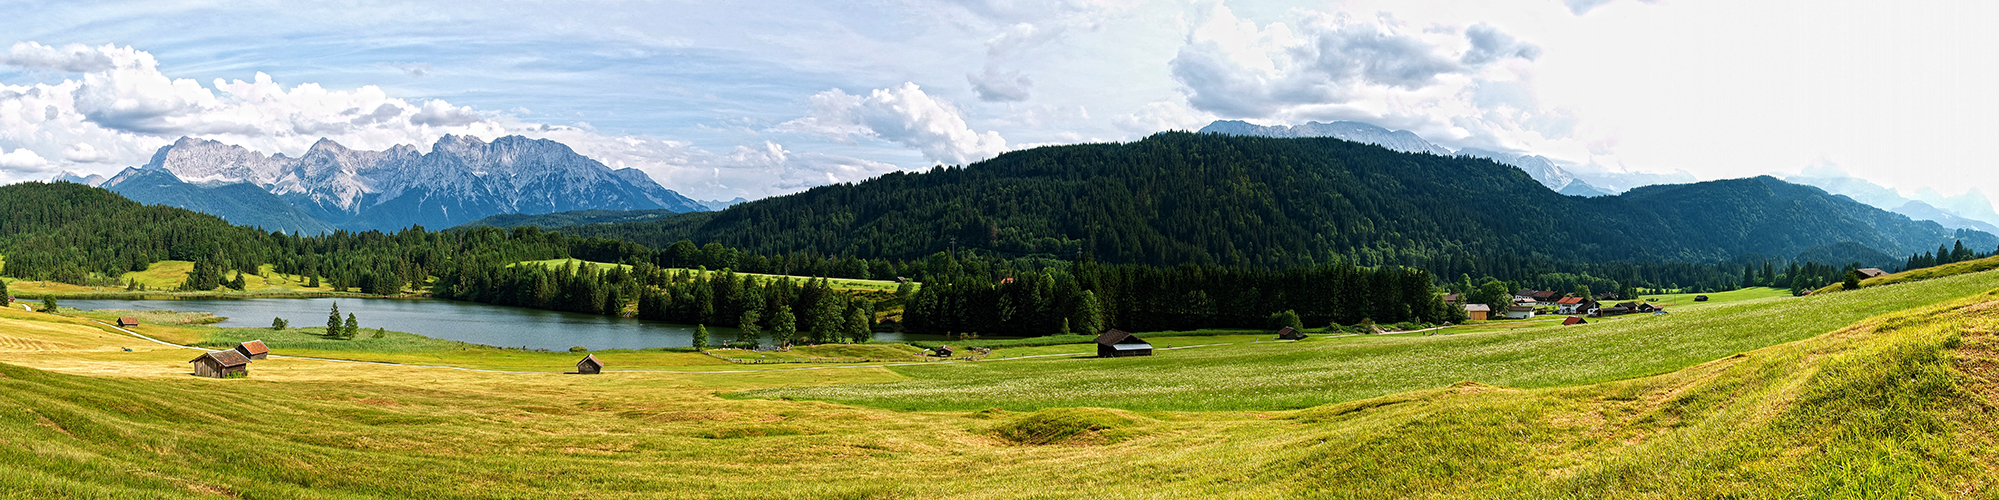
[100,168,338,235]
[558,133,1994,268]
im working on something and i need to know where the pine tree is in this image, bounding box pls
[327,303,343,338]
[0,278,10,306]
[343,313,360,340]
[692,324,709,350]
[1071,291,1103,335]
[308,275,319,288]
[41,296,57,314]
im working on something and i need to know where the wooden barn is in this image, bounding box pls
[189,350,250,378]
[1276,326,1307,340]
[1463,304,1491,321]
[235,340,269,360]
[576,354,603,374]
[1563,316,1588,326]
[116,317,140,328]
[1095,329,1153,357]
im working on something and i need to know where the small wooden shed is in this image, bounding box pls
[576,354,603,375]
[1562,316,1587,326]
[116,317,140,328]
[189,350,250,378]
[1463,304,1491,321]
[1694,295,1710,302]
[1276,326,1307,340]
[933,345,955,357]
[235,340,270,360]
[1095,329,1153,358]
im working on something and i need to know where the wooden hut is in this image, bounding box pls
[189,350,250,378]
[1562,316,1587,326]
[933,345,955,357]
[576,354,603,375]
[1276,326,1307,340]
[235,340,270,360]
[1694,295,1710,302]
[1095,329,1153,358]
[1463,304,1491,321]
[116,317,140,328]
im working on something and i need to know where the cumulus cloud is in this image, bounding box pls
[1170,5,1544,119]
[1,42,116,73]
[0,147,50,171]
[1462,23,1542,66]
[777,82,1007,165]
[968,65,1033,102]
[0,41,898,195]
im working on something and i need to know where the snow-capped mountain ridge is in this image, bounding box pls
[103,134,707,232]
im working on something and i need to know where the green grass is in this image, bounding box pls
[2,270,1998,496]
[1817,253,1999,295]
[1637,286,1792,308]
[742,270,1999,412]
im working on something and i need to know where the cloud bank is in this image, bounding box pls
[779,82,1008,165]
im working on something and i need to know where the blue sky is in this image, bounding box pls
[3,0,1997,206]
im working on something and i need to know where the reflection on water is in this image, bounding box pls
[67,297,947,351]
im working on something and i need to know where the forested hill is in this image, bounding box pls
[556,132,1995,268]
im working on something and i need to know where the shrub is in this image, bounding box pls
[568,346,588,353]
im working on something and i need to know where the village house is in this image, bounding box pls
[235,340,269,360]
[576,354,603,374]
[1504,305,1534,320]
[189,350,250,378]
[1095,329,1154,357]
[1463,304,1491,321]
[1554,297,1599,315]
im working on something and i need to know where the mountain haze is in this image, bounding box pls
[1198,120,1610,196]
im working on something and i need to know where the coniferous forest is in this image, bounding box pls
[5,129,1987,339]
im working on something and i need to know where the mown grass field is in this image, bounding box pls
[2,267,1998,496]
[4,260,384,299]
[1638,285,1792,308]
[1815,254,1999,295]
[746,271,1999,411]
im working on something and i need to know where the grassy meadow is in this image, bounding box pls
[2,266,1998,496]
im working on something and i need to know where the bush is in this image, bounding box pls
[568,346,588,353]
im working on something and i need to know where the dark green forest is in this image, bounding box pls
[558,133,1992,277]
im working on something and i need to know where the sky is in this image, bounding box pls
[0,0,1995,206]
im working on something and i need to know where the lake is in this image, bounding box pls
[64,297,940,351]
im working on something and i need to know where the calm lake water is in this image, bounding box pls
[66,297,938,351]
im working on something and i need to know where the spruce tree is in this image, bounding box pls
[737,310,761,345]
[691,324,709,350]
[327,303,342,337]
[846,309,870,343]
[41,296,57,314]
[343,313,360,340]
[0,279,10,306]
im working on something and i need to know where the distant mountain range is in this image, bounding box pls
[55,135,708,233]
[1199,120,1613,196]
[554,132,1994,270]
[1784,173,1999,235]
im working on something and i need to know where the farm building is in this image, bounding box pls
[189,350,250,378]
[1463,304,1491,321]
[576,354,603,374]
[933,345,955,357]
[1694,295,1710,302]
[1095,329,1153,357]
[1563,316,1587,326]
[1857,268,1890,279]
[116,317,140,328]
[1554,297,1599,315]
[1276,326,1306,340]
[235,340,269,360]
[1504,306,1534,320]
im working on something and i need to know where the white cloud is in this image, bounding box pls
[778,82,1008,165]
[1,42,116,73]
[0,41,908,197]
[0,147,51,173]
